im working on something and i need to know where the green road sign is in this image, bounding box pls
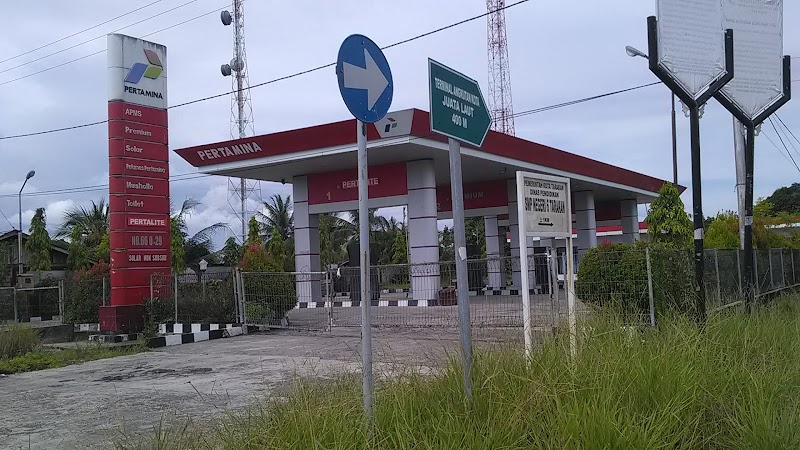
[428,59,492,148]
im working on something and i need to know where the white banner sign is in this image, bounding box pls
[656,0,726,99]
[108,34,168,110]
[517,172,571,238]
[719,0,783,120]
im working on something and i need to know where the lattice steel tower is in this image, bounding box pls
[487,0,515,135]
[221,0,260,243]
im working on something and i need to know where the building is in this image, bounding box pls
[176,109,675,302]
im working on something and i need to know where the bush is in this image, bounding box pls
[576,242,696,317]
[64,260,110,324]
[177,278,237,323]
[242,274,296,325]
[0,325,40,359]
[0,351,63,374]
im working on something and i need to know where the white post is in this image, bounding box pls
[174,274,178,323]
[357,120,373,417]
[549,246,559,333]
[646,248,655,327]
[566,236,577,358]
[734,118,746,250]
[516,175,533,358]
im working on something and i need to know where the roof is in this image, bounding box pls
[175,109,681,203]
[0,230,72,256]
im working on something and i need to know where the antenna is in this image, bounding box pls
[487,0,515,135]
[221,0,261,243]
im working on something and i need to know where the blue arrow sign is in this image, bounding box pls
[336,34,393,124]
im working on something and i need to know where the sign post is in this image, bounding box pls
[103,34,170,333]
[336,34,393,419]
[516,172,573,357]
[713,0,791,309]
[429,59,491,397]
[647,1,734,324]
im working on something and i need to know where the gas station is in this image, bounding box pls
[175,107,670,305]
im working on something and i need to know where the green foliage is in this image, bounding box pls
[439,226,454,262]
[391,229,408,264]
[66,226,90,271]
[222,237,242,266]
[765,182,800,215]
[576,241,695,317]
[175,278,237,323]
[0,324,39,359]
[465,217,486,257]
[705,211,740,249]
[257,194,294,242]
[240,242,278,272]
[247,216,262,246]
[128,301,800,449]
[26,207,52,271]
[0,244,10,286]
[64,260,110,323]
[0,343,144,374]
[170,216,186,273]
[267,229,287,270]
[56,198,109,255]
[95,231,110,263]
[645,183,692,248]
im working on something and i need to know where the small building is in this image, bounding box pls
[0,230,72,286]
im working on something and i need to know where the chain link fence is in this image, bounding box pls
[148,271,238,325]
[0,284,64,323]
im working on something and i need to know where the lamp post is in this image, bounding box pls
[626,46,679,186]
[18,170,35,277]
[199,259,208,302]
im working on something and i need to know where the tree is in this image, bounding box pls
[96,232,110,263]
[704,212,739,249]
[222,237,242,266]
[26,207,52,271]
[66,225,90,271]
[765,182,800,216]
[257,194,294,242]
[171,199,228,274]
[465,217,486,257]
[391,228,408,264]
[247,216,262,245]
[267,229,287,270]
[319,213,349,267]
[439,226,454,262]
[56,199,109,253]
[645,183,692,248]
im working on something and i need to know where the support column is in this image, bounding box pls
[484,215,502,290]
[407,160,439,302]
[574,191,597,261]
[620,199,640,244]
[293,176,321,305]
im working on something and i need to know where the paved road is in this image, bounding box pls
[0,329,474,449]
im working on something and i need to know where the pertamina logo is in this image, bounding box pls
[123,49,164,100]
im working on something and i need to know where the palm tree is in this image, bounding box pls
[56,199,109,249]
[171,198,229,277]
[256,194,294,242]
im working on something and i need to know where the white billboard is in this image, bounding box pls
[516,172,571,239]
[108,34,168,110]
[718,0,784,120]
[656,0,726,100]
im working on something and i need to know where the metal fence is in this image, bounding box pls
[0,284,64,323]
[149,272,238,325]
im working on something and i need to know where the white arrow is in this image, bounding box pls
[343,48,388,111]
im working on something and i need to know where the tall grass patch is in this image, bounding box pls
[0,324,40,359]
[125,297,800,449]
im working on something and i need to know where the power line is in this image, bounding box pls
[511,82,661,118]
[775,114,800,148]
[768,117,800,173]
[0,173,213,200]
[0,208,15,230]
[0,0,167,66]
[772,114,800,161]
[0,0,203,77]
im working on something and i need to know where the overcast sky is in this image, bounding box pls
[0,0,798,248]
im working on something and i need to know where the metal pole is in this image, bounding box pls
[239,271,248,334]
[742,123,755,309]
[549,246,558,333]
[12,288,18,323]
[736,249,742,298]
[689,106,706,324]
[733,118,746,249]
[516,176,533,358]
[18,190,23,277]
[671,94,678,185]
[102,277,107,306]
[646,247,655,327]
[714,249,721,304]
[174,274,178,323]
[448,138,473,397]
[357,120,374,418]
[566,236,577,358]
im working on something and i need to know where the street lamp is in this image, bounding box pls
[625,46,679,186]
[18,170,35,276]
[199,259,208,302]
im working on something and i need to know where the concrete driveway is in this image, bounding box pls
[0,328,469,449]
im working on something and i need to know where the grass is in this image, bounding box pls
[122,296,800,449]
[0,324,145,374]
